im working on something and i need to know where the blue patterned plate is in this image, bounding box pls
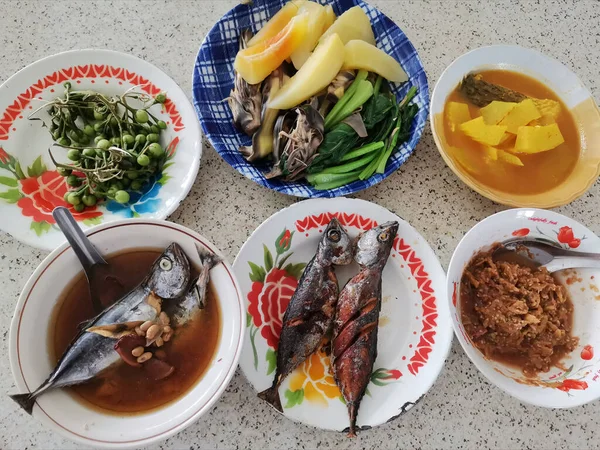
[193,0,429,198]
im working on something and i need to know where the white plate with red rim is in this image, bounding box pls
[447,208,600,408]
[9,219,244,448]
[233,198,452,433]
[0,49,201,251]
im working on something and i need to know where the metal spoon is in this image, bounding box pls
[52,206,121,314]
[493,237,600,272]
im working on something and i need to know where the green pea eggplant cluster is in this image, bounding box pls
[31,82,169,211]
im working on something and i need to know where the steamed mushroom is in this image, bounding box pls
[227,30,262,136]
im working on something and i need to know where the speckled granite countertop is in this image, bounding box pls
[1,0,599,449]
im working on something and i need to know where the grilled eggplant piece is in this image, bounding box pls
[227,30,262,136]
[460,73,527,107]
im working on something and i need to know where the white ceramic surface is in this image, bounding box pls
[9,220,244,448]
[447,208,600,408]
[0,49,202,251]
[234,198,453,433]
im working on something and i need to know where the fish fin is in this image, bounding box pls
[257,386,283,413]
[196,245,222,270]
[347,401,358,437]
[10,393,37,415]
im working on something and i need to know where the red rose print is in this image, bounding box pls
[512,228,530,237]
[557,226,575,244]
[0,147,8,164]
[279,230,291,249]
[581,345,594,360]
[557,379,588,392]
[17,171,102,223]
[247,268,298,348]
[569,239,581,249]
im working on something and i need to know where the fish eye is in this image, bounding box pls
[159,257,173,271]
[378,231,389,242]
[327,229,341,242]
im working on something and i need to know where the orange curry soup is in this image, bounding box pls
[441,70,580,195]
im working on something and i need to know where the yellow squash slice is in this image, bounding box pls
[446,102,471,132]
[480,101,517,125]
[498,99,541,134]
[460,117,507,146]
[322,4,336,33]
[483,146,498,161]
[268,33,345,110]
[343,40,408,83]
[497,149,524,166]
[290,2,327,70]
[514,123,565,153]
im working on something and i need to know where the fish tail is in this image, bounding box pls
[257,384,283,413]
[10,381,53,414]
[347,402,358,437]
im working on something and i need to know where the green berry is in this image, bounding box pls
[66,175,81,187]
[148,143,164,158]
[57,167,72,177]
[94,110,105,120]
[123,134,135,145]
[58,137,71,147]
[135,134,146,144]
[130,180,143,190]
[114,190,130,204]
[135,109,149,124]
[83,124,95,137]
[67,192,81,205]
[83,148,97,157]
[67,149,82,161]
[126,170,139,180]
[73,203,85,212]
[150,125,160,134]
[137,154,150,166]
[146,133,159,143]
[97,139,110,150]
[157,120,167,130]
[82,194,97,207]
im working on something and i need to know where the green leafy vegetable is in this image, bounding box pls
[324,70,368,129]
[307,122,359,174]
[324,80,374,130]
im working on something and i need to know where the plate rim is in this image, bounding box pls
[233,197,453,431]
[191,0,430,198]
[0,48,203,251]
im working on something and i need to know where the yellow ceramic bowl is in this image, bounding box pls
[430,45,600,208]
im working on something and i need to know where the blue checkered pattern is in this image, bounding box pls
[192,0,429,198]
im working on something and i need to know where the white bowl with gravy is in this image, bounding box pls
[9,219,244,448]
[447,208,600,408]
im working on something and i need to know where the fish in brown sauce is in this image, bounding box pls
[332,221,398,437]
[258,218,353,412]
[10,243,219,414]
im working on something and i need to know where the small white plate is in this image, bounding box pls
[0,49,202,250]
[448,208,600,408]
[233,198,452,433]
[9,220,244,448]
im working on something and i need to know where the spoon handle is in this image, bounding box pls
[52,206,107,271]
[546,257,600,272]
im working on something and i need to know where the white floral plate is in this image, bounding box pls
[233,198,452,433]
[0,49,201,251]
[448,208,600,408]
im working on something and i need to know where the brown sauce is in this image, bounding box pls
[460,244,578,377]
[442,70,580,195]
[50,249,221,414]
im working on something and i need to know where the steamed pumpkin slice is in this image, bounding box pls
[322,4,336,33]
[514,123,565,153]
[320,5,376,45]
[446,102,471,132]
[343,40,407,83]
[460,117,507,146]
[268,33,345,110]
[483,146,498,161]
[480,101,517,125]
[234,13,309,84]
[289,2,327,70]
[498,99,541,134]
[247,0,305,47]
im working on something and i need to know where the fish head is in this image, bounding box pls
[354,221,399,268]
[317,218,354,266]
[145,243,192,299]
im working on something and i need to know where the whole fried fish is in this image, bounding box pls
[10,243,217,414]
[332,221,399,437]
[258,218,353,411]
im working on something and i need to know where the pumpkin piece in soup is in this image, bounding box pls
[449,146,483,175]
[480,101,517,125]
[514,123,565,153]
[460,117,507,146]
[446,101,472,131]
[498,99,541,134]
[497,149,524,166]
[483,146,498,161]
[532,98,561,121]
